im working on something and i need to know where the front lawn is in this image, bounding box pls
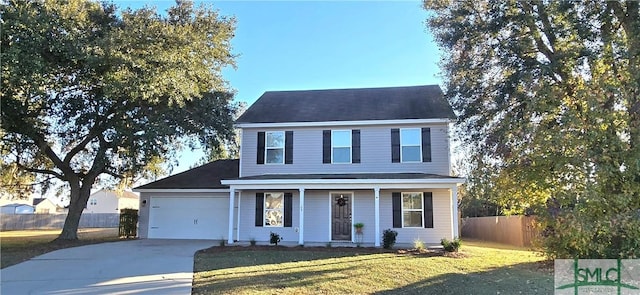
[192,241,552,294]
[0,228,121,268]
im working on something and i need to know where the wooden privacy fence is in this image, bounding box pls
[460,215,539,247]
[1,213,120,231]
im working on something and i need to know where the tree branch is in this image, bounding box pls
[102,169,123,179]
[535,2,557,50]
[31,134,75,180]
[16,163,64,180]
[521,1,556,63]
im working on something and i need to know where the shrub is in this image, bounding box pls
[219,239,226,247]
[118,209,138,238]
[270,232,282,246]
[249,238,257,246]
[414,239,425,250]
[326,242,332,248]
[382,229,398,249]
[441,238,461,252]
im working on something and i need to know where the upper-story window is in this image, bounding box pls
[332,130,351,163]
[257,131,293,165]
[391,128,431,163]
[266,131,285,164]
[400,128,421,162]
[323,129,360,164]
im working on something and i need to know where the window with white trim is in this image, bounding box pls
[402,192,423,227]
[264,192,284,227]
[400,128,421,162]
[265,131,285,164]
[332,130,351,163]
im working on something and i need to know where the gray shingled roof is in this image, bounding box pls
[236,85,456,123]
[135,159,239,190]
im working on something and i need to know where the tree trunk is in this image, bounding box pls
[55,183,93,241]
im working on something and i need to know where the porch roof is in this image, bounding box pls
[221,173,464,190]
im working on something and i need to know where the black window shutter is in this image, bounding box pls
[284,193,293,227]
[392,192,402,228]
[423,192,433,228]
[285,131,293,164]
[255,193,264,227]
[352,129,360,163]
[391,129,400,163]
[322,130,331,164]
[422,128,431,162]
[257,132,265,164]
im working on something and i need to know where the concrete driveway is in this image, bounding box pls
[1,239,216,295]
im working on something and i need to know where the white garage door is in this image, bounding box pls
[148,197,229,239]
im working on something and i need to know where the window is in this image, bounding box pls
[265,131,285,164]
[90,198,97,206]
[400,128,421,162]
[402,192,423,227]
[264,192,284,227]
[332,130,351,163]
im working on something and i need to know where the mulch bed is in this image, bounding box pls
[197,244,464,258]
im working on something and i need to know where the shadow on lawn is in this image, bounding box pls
[194,266,361,294]
[195,245,391,270]
[374,261,553,295]
[193,246,553,295]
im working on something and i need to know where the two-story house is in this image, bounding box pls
[135,85,464,246]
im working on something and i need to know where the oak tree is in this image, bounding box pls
[1,0,238,240]
[424,0,640,258]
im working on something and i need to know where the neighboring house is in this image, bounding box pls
[135,85,464,246]
[1,203,35,214]
[32,198,60,214]
[85,190,139,214]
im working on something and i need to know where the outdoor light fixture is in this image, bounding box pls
[142,199,147,207]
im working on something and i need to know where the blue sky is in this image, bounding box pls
[114,1,443,173]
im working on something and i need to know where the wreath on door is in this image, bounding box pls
[336,195,347,207]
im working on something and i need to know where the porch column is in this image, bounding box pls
[227,187,235,245]
[374,187,380,247]
[451,185,459,238]
[236,191,242,242]
[298,188,305,245]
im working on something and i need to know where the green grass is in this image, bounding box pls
[193,241,553,295]
[0,228,121,269]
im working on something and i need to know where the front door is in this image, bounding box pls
[331,193,352,241]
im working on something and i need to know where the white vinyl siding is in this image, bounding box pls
[380,189,452,244]
[400,128,421,162]
[238,190,299,242]
[332,130,351,163]
[235,189,453,244]
[137,192,238,240]
[240,124,450,177]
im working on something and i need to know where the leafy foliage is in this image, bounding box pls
[424,0,640,258]
[441,238,461,252]
[1,0,237,239]
[382,229,397,249]
[270,232,282,246]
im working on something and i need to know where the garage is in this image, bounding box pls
[134,159,239,240]
[148,196,229,239]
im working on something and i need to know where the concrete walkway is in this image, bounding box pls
[1,239,216,295]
